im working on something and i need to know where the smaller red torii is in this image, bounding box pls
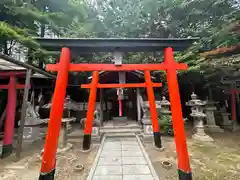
[0,72,29,158]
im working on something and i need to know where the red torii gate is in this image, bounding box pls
[39,47,192,180]
[0,72,26,158]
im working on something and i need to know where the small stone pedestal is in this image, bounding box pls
[232,121,240,132]
[220,107,232,130]
[41,117,75,155]
[92,126,101,143]
[142,118,154,143]
[58,117,75,152]
[186,93,213,142]
[205,102,224,132]
[22,102,43,143]
[222,113,231,127]
[23,125,41,143]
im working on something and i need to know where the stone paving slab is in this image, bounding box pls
[122,165,151,175]
[100,150,121,157]
[95,165,122,175]
[87,135,159,180]
[122,150,143,157]
[123,175,154,180]
[122,157,147,165]
[98,157,122,165]
[92,175,122,180]
[122,145,142,151]
[103,144,122,150]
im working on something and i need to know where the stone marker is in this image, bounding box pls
[204,101,224,132]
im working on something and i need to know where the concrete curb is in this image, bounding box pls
[86,134,106,180]
[136,135,160,180]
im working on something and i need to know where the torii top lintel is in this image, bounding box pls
[34,37,198,53]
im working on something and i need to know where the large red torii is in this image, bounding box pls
[39,47,192,180]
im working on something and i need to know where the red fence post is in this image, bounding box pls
[39,47,70,180]
[83,71,99,151]
[144,70,164,150]
[1,76,17,158]
[164,47,192,180]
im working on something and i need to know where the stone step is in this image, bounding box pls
[100,128,142,134]
[104,132,136,138]
[101,124,140,130]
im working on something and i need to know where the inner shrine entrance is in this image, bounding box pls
[36,38,196,180]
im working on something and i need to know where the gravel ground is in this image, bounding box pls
[0,140,99,180]
[144,131,240,180]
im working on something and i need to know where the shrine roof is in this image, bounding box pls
[34,37,198,52]
[0,53,55,79]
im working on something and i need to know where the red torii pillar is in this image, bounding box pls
[164,48,192,179]
[144,70,163,149]
[39,48,70,180]
[0,72,26,158]
[83,71,99,150]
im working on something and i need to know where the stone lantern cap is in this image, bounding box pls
[159,96,171,114]
[186,92,206,107]
[160,96,170,106]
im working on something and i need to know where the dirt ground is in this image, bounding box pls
[0,139,99,180]
[145,131,240,180]
[1,128,240,180]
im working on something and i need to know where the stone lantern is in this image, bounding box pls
[186,92,213,142]
[141,101,153,142]
[159,96,173,135]
[160,96,171,115]
[205,101,224,132]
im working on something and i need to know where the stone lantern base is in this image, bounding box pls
[193,118,214,142]
[205,125,224,133]
[192,133,214,142]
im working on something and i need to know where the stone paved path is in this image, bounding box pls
[87,136,159,180]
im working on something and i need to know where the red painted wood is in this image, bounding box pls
[81,83,162,88]
[0,84,29,89]
[40,48,71,173]
[84,71,99,134]
[47,63,187,72]
[144,70,160,132]
[2,76,17,148]
[119,100,122,116]
[164,47,191,173]
[0,71,25,77]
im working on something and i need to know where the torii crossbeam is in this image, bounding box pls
[39,47,192,180]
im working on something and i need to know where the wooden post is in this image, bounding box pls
[100,89,104,126]
[16,69,32,160]
[164,47,192,180]
[0,108,6,134]
[83,71,99,151]
[1,76,17,158]
[231,82,237,121]
[136,88,141,124]
[144,70,163,149]
[208,86,212,101]
[39,47,70,180]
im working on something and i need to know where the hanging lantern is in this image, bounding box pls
[117,88,124,116]
[117,88,124,100]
